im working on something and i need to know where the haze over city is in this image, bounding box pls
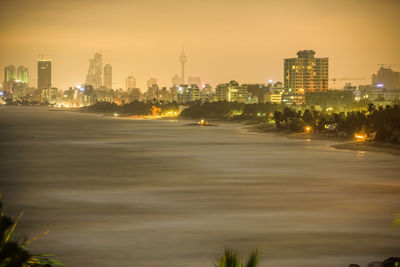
[1,0,400,90]
[1,1,400,267]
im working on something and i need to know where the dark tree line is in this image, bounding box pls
[273,104,400,143]
[84,101,179,115]
[179,102,283,120]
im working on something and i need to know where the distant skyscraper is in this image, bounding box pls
[188,76,201,89]
[4,65,17,82]
[180,46,187,84]
[172,74,181,86]
[126,75,136,89]
[147,77,157,89]
[103,64,112,89]
[86,53,103,89]
[284,50,328,94]
[37,59,52,91]
[17,66,29,84]
[372,66,400,90]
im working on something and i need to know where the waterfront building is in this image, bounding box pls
[215,81,248,102]
[4,65,17,82]
[37,58,52,91]
[17,66,29,84]
[284,50,328,103]
[177,84,200,103]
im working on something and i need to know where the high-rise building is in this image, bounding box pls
[180,47,187,84]
[188,76,201,89]
[172,74,181,86]
[147,77,157,89]
[372,66,400,90]
[17,66,29,84]
[4,65,17,82]
[126,76,136,89]
[284,50,328,95]
[103,64,112,89]
[86,53,103,89]
[37,59,52,91]
[215,81,248,102]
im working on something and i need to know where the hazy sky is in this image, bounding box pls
[1,0,400,90]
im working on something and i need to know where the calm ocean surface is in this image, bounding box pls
[0,106,399,267]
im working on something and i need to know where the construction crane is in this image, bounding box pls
[330,77,365,90]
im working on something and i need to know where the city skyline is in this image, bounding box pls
[1,0,399,90]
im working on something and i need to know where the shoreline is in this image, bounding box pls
[243,124,400,156]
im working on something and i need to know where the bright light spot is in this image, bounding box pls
[376,83,384,88]
[355,134,366,141]
[305,126,311,133]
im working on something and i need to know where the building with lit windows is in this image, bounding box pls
[37,59,52,91]
[215,81,248,102]
[17,66,29,84]
[284,50,328,103]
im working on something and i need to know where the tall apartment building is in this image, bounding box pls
[4,65,17,82]
[103,64,112,89]
[85,53,103,89]
[17,66,29,84]
[284,50,328,95]
[37,59,52,91]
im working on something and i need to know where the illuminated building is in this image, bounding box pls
[177,84,200,103]
[3,65,17,92]
[85,53,103,89]
[284,50,328,103]
[126,76,136,89]
[188,76,201,89]
[103,64,112,89]
[17,66,29,84]
[172,74,181,86]
[372,66,400,90]
[37,59,52,91]
[4,65,17,82]
[215,81,248,102]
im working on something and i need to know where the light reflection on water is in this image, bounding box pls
[0,106,399,267]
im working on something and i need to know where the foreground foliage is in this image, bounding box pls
[215,249,259,267]
[0,198,62,267]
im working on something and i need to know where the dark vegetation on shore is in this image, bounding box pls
[82,101,179,115]
[270,104,400,144]
[83,99,400,144]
